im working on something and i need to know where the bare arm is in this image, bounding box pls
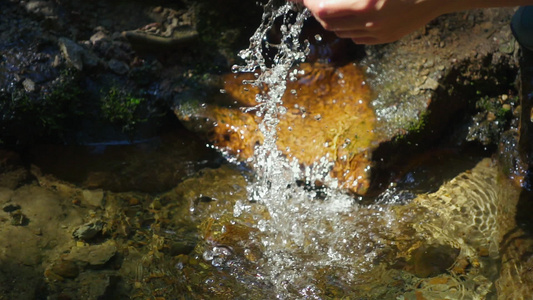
[299,0,533,45]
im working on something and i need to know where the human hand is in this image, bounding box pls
[298,0,459,45]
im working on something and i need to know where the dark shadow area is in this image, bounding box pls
[0,261,47,299]
[517,47,533,234]
[18,119,224,193]
[516,184,533,234]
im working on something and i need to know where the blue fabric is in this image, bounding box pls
[512,6,533,50]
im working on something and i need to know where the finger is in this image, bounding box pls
[305,0,371,18]
[303,0,352,18]
[319,15,373,31]
[333,29,371,39]
[351,36,380,45]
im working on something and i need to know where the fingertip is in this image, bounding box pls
[302,0,325,15]
[351,37,379,45]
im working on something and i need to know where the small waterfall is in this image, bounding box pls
[229,1,367,296]
[231,1,310,208]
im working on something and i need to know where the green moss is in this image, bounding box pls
[391,111,430,143]
[100,86,147,132]
[0,67,85,143]
[408,111,429,133]
[475,96,511,122]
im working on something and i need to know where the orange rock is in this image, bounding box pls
[176,62,377,195]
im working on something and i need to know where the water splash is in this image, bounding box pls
[229,1,372,296]
[231,2,314,214]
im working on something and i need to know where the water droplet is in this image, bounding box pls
[202,250,214,261]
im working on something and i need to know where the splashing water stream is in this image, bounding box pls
[229,1,375,296]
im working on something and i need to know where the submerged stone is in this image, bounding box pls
[409,244,459,278]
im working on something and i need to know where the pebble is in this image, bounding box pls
[418,77,440,91]
[90,31,110,46]
[65,240,117,266]
[22,78,36,93]
[82,189,104,207]
[49,260,79,279]
[58,37,85,70]
[72,220,104,241]
[487,112,496,122]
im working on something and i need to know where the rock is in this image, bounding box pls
[77,271,118,299]
[418,77,439,91]
[90,31,112,53]
[90,31,109,45]
[46,260,79,279]
[176,63,377,195]
[122,27,198,50]
[72,220,104,241]
[81,189,104,207]
[65,240,117,266]
[58,37,84,70]
[81,48,101,68]
[496,228,533,298]
[108,59,129,75]
[25,0,56,18]
[410,244,459,278]
[22,78,36,93]
[58,37,100,70]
